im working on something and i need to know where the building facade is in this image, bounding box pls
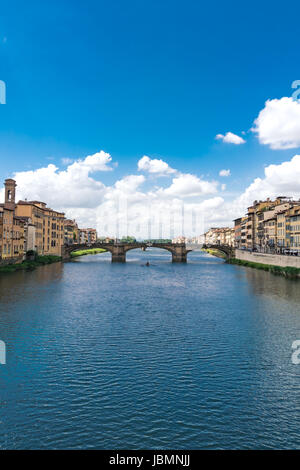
[79,228,97,244]
[204,227,235,247]
[0,179,25,263]
[172,236,186,244]
[64,219,79,245]
[285,205,300,250]
[15,200,65,256]
[234,197,300,253]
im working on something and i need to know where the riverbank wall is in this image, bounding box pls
[229,249,300,279]
[0,255,24,267]
[235,249,300,269]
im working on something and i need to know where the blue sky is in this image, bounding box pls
[1,1,300,236]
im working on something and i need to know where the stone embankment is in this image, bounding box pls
[235,249,300,268]
[230,249,300,279]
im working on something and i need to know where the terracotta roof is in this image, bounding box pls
[18,200,47,206]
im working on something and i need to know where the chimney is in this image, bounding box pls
[4,179,16,210]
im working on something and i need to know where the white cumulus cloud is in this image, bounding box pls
[215,132,246,145]
[0,151,229,237]
[8,149,300,238]
[138,155,177,176]
[161,174,219,198]
[252,97,300,150]
[236,154,300,208]
[7,150,112,209]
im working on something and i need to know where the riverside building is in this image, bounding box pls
[15,200,65,257]
[64,219,79,245]
[234,197,300,253]
[0,179,25,263]
[204,227,235,246]
[79,228,97,244]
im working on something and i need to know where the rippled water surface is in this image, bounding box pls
[0,249,300,449]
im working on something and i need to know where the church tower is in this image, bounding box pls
[4,179,17,210]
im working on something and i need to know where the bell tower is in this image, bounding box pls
[4,179,16,210]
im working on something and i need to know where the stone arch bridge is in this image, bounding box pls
[202,244,235,259]
[62,242,192,263]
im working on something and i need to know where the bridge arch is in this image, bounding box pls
[202,244,235,259]
[124,244,175,262]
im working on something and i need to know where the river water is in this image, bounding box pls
[0,249,300,449]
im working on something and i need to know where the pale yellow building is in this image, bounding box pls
[285,205,300,251]
[244,197,297,251]
[204,227,234,246]
[79,228,97,244]
[15,200,65,256]
[64,219,79,245]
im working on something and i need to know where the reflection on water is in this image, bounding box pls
[243,267,300,303]
[0,263,64,305]
[0,250,300,449]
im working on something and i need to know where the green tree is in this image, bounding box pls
[120,236,136,243]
